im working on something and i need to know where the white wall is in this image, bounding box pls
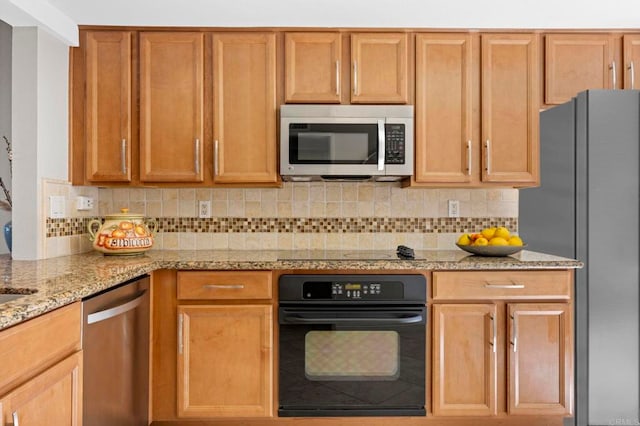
[47,0,640,29]
[0,20,10,255]
[11,26,68,260]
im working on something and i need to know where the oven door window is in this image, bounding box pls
[305,330,399,381]
[288,123,378,164]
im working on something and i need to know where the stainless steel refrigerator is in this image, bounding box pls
[520,90,640,426]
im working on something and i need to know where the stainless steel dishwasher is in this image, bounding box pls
[82,275,150,426]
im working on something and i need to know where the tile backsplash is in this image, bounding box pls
[43,182,519,257]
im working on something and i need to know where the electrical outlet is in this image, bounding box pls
[448,200,460,218]
[76,196,95,211]
[198,200,212,218]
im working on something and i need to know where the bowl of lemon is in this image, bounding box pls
[456,226,526,257]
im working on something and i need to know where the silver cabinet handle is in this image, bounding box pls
[178,313,184,355]
[490,314,496,353]
[611,61,617,89]
[214,140,219,176]
[484,139,491,174]
[629,62,635,89]
[121,139,127,175]
[194,138,200,174]
[203,284,245,290]
[377,119,385,171]
[86,290,147,324]
[466,140,472,176]
[12,411,19,426]
[511,314,518,352]
[353,61,358,95]
[484,283,525,289]
[335,60,340,96]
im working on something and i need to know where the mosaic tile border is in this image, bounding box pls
[46,217,518,238]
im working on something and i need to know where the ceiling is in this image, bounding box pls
[44,0,640,29]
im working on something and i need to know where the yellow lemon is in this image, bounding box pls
[494,226,510,239]
[474,237,489,246]
[508,236,524,246]
[488,237,508,246]
[481,227,496,239]
[457,234,471,245]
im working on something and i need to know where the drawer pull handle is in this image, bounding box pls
[203,284,245,290]
[484,283,525,289]
[12,411,19,426]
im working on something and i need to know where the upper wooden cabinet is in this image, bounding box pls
[545,34,616,104]
[624,34,640,89]
[84,31,132,183]
[414,33,473,184]
[351,33,409,104]
[284,32,342,103]
[413,33,539,187]
[212,33,278,184]
[139,32,204,182]
[481,33,539,185]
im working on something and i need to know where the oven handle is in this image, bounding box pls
[281,313,424,325]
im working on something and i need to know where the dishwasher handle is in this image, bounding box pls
[86,290,147,325]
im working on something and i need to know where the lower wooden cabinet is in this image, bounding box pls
[0,352,83,426]
[177,304,273,418]
[431,271,573,417]
[432,304,497,416]
[0,303,83,426]
[508,303,572,415]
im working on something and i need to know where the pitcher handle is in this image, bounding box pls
[87,219,102,242]
[146,218,158,235]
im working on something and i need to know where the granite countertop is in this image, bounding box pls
[0,249,582,331]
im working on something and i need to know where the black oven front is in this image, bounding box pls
[278,274,426,417]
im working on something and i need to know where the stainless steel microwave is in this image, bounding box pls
[280,105,414,182]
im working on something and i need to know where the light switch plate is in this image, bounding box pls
[49,196,66,218]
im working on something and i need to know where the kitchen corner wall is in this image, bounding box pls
[43,181,518,258]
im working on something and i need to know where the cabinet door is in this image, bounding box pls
[351,33,408,103]
[623,34,640,89]
[84,30,132,182]
[212,33,278,184]
[545,34,616,104]
[140,32,204,182]
[432,304,497,416]
[481,34,539,185]
[177,305,273,417]
[1,352,82,426]
[415,33,473,183]
[285,32,342,103]
[508,304,573,415]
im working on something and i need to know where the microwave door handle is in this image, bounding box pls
[377,119,385,171]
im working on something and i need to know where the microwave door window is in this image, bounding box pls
[289,123,377,164]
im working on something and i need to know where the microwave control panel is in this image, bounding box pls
[385,124,406,164]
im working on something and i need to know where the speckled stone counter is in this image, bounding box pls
[0,249,582,330]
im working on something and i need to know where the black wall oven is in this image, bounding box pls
[278,274,426,417]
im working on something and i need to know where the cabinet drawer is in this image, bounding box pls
[432,270,571,300]
[0,302,81,394]
[177,271,272,300]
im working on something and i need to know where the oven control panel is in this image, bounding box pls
[301,280,404,300]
